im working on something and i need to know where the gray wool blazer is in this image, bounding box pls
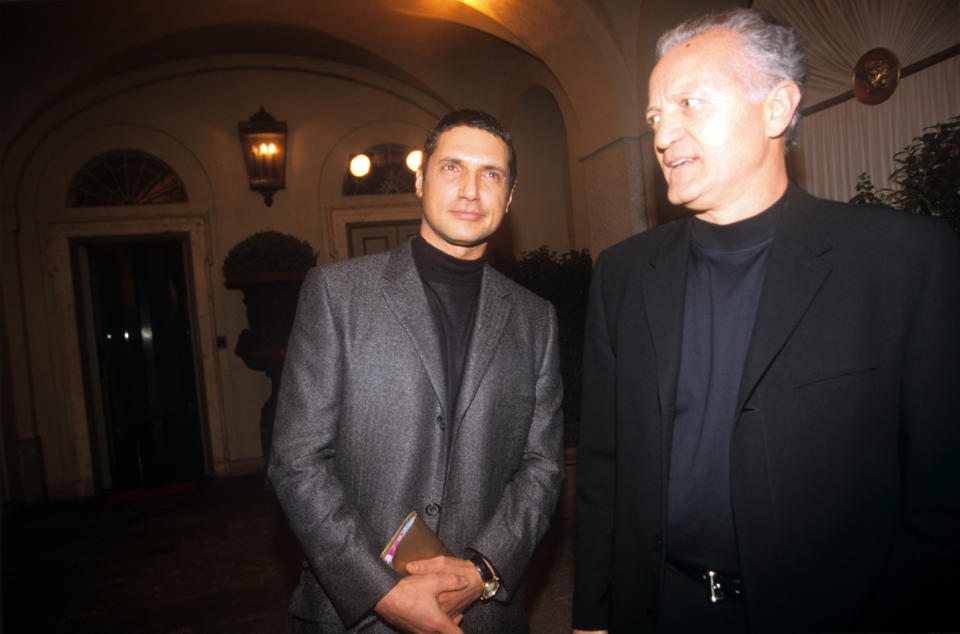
[269,240,565,632]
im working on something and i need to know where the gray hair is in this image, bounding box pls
[657,8,807,150]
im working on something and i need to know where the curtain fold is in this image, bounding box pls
[751,1,959,202]
[756,0,958,106]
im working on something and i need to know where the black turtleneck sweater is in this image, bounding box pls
[411,237,484,442]
[667,191,785,574]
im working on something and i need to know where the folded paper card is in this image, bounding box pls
[380,511,453,574]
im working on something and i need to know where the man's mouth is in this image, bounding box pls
[667,157,692,168]
[451,210,483,220]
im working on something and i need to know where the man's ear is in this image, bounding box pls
[415,169,424,198]
[764,80,802,139]
[506,180,516,208]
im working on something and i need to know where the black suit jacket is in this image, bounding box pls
[573,185,960,632]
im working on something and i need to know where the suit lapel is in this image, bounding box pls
[642,220,692,430]
[380,244,448,408]
[737,188,834,410]
[453,266,512,430]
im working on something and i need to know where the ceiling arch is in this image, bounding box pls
[1,0,631,163]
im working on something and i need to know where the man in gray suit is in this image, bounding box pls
[269,109,565,633]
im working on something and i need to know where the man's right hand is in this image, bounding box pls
[374,572,468,633]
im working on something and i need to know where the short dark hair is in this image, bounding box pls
[421,109,517,191]
[657,8,807,150]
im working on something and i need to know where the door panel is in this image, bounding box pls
[348,220,420,257]
[75,237,206,490]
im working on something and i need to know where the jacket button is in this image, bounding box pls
[425,503,440,516]
[651,535,663,552]
[436,415,445,430]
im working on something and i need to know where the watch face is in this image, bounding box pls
[481,579,500,600]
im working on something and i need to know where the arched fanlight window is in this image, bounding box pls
[66,149,187,207]
[342,143,418,196]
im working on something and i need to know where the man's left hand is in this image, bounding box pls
[407,556,485,618]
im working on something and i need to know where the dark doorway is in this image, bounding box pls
[73,236,207,491]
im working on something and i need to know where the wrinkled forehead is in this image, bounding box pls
[434,126,509,164]
[649,30,748,99]
[423,126,512,184]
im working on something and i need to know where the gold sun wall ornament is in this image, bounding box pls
[853,48,901,105]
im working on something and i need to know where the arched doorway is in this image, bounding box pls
[507,86,573,254]
[64,150,211,491]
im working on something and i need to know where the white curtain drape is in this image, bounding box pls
[792,56,959,202]
[754,0,959,202]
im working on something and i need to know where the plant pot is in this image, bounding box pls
[226,270,309,465]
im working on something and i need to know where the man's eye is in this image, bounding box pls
[485,171,501,181]
[646,114,660,128]
[681,97,700,108]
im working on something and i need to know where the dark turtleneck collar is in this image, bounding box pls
[690,186,787,253]
[411,235,485,286]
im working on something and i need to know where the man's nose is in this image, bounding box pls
[459,171,480,199]
[654,113,683,152]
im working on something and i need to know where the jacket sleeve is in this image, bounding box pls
[267,268,399,627]
[572,253,617,630]
[467,301,565,600]
[874,221,960,629]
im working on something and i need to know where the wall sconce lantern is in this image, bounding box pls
[238,107,287,207]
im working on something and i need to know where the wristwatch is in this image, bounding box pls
[469,553,501,601]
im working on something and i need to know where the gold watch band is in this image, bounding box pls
[469,553,501,601]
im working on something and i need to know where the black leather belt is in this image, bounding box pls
[669,560,744,603]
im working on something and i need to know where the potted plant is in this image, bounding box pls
[851,115,960,237]
[223,230,316,467]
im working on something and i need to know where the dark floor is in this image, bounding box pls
[2,475,573,633]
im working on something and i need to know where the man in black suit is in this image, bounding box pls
[573,8,959,633]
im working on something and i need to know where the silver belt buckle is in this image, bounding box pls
[708,570,724,603]
[706,570,743,603]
